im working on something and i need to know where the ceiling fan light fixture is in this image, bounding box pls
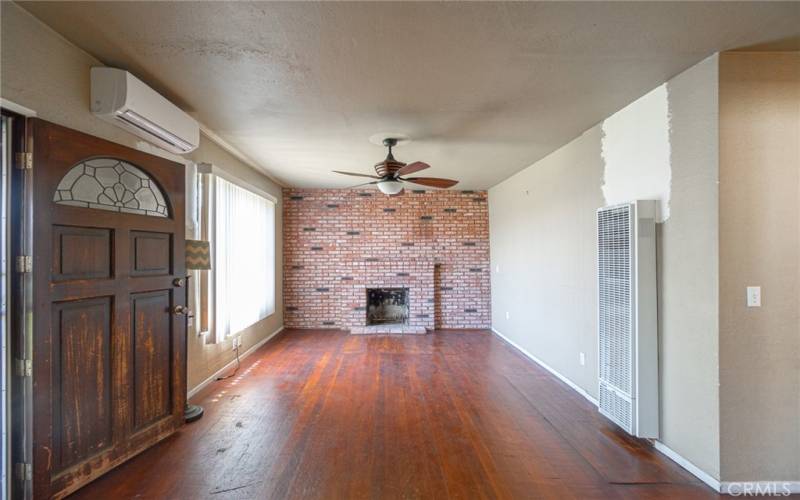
[377,179,404,195]
[333,138,456,191]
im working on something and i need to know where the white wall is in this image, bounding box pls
[490,127,604,397]
[490,55,721,479]
[601,84,672,222]
[718,51,800,483]
[0,2,284,391]
[657,54,720,479]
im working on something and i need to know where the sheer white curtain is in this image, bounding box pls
[213,176,275,339]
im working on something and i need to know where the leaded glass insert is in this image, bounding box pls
[53,158,169,217]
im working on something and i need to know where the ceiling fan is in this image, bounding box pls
[333,138,459,195]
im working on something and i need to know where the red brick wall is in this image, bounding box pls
[283,188,491,330]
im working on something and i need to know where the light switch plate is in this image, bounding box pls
[579,352,586,366]
[746,286,761,307]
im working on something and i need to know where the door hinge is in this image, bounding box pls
[15,255,32,273]
[15,358,32,378]
[14,462,32,482]
[15,152,32,170]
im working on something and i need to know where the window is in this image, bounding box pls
[53,158,169,217]
[205,174,275,341]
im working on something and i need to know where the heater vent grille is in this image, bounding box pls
[596,201,659,438]
[598,205,632,396]
[599,381,632,431]
[598,204,634,434]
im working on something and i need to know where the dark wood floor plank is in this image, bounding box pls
[413,347,507,499]
[67,329,719,500]
[489,335,708,489]
[439,341,617,499]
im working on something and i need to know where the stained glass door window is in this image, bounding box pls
[53,158,168,217]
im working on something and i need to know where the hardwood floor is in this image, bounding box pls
[69,329,719,499]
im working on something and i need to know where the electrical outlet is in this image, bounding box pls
[746,286,761,307]
[505,311,510,320]
[231,337,239,351]
[579,352,585,366]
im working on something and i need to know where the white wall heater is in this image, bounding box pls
[597,201,658,438]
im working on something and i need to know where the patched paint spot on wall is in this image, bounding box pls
[601,84,672,222]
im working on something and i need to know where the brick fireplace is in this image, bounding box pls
[283,188,490,332]
[341,259,434,334]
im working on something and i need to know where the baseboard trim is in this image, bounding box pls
[653,441,721,492]
[188,325,285,398]
[490,327,598,406]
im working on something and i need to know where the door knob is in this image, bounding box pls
[173,278,185,287]
[173,305,189,315]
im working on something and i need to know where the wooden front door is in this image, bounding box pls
[29,119,186,498]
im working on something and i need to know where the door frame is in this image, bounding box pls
[2,108,34,500]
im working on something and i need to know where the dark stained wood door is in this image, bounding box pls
[29,119,186,498]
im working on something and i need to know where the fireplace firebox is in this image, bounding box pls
[366,288,409,325]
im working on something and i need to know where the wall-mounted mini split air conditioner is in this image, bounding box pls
[91,67,199,154]
[597,200,659,438]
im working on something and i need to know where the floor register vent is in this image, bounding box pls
[597,201,658,438]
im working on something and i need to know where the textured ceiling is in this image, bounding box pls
[19,1,800,189]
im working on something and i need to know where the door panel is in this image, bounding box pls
[130,231,171,277]
[131,290,173,429]
[52,297,113,471]
[30,118,186,499]
[51,225,113,281]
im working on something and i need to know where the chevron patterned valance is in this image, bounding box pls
[185,239,211,270]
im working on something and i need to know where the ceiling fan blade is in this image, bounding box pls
[395,161,430,177]
[346,181,379,189]
[401,177,459,189]
[333,170,382,179]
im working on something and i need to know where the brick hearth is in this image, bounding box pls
[283,188,490,330]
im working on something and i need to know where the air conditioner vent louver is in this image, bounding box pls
[115,110,194,153]
[597,201,658,438]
